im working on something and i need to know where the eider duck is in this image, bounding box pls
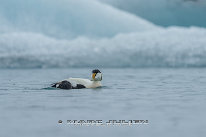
[51,69,102,89]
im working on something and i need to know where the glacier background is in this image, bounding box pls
[99,0,206,27]
[0,0,206,68]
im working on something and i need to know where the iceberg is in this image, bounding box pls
[0,0,156,39]
[99,0,206,27]
[0,0,206,68]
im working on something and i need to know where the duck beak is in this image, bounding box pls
[92,73,96,79]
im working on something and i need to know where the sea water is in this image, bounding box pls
[0,68,206,137]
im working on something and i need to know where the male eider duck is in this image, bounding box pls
[51,69,102,89]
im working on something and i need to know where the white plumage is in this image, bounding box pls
[52,69,102,89]
[65,78,102,88]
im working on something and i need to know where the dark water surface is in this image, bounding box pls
[0,68,206,137]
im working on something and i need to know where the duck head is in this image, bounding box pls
[91,69,102,81]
